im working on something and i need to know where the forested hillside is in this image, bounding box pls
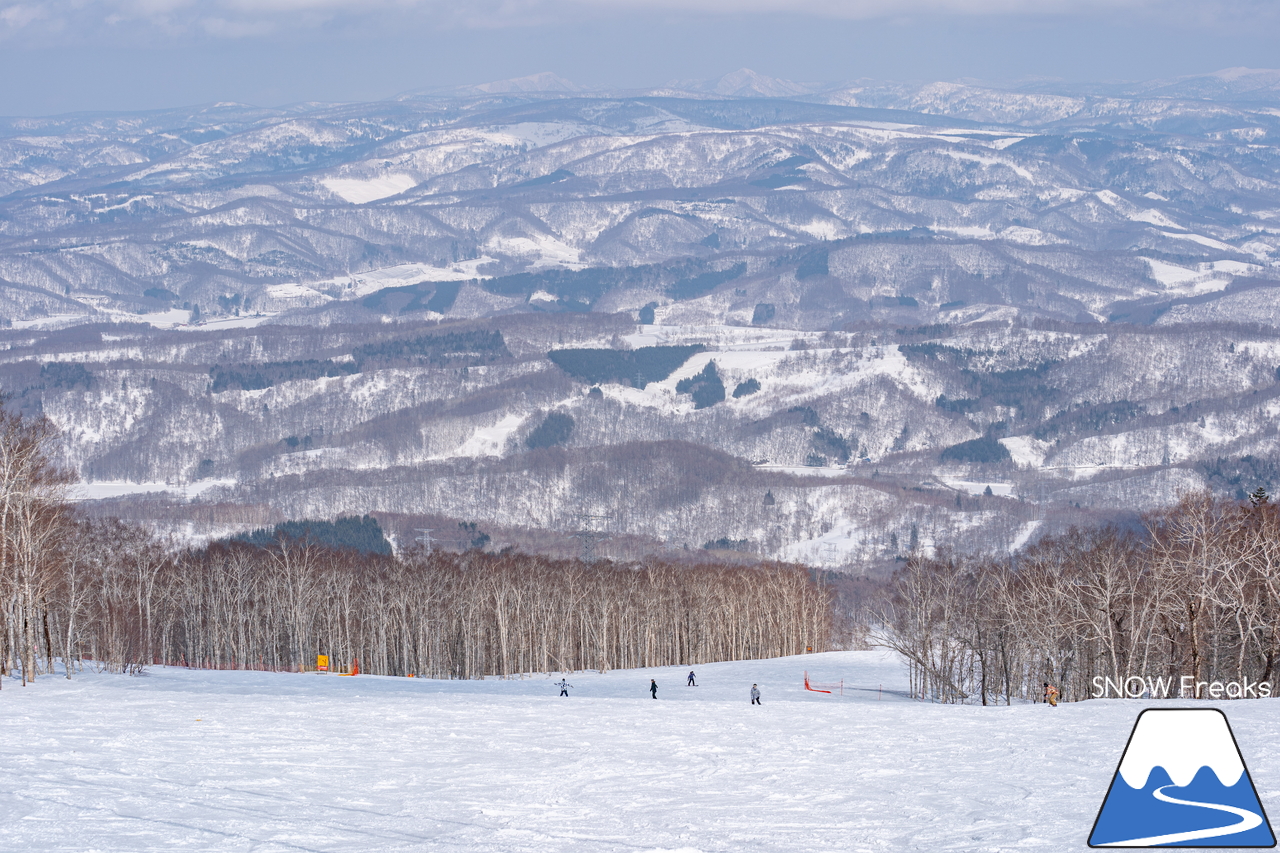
[4,72,1280,567]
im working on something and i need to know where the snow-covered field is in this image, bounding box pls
[69,479,235,502]
[3,650,1279,852]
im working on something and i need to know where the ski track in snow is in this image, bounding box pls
[2,649,1279,852]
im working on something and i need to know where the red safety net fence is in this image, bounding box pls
[803,671,844,695]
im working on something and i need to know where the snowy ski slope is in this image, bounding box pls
[2,650,1279,852]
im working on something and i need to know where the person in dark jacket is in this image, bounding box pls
[650,678,658,699]
[750,684,761,705]
[687,670,696,686]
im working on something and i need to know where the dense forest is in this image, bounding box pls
[208,329,511,391]
[878,491,1280,704]
[548,345,704,388]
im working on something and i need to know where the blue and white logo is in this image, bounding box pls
[1090,708,1275,848]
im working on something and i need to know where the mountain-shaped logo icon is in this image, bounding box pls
[1089,708,1275,847]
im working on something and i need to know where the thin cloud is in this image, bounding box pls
[199,16,277,37]
[571,0,1155,16]
[0,0,1271,41]
[0,3,44,29]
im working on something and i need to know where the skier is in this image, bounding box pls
[650,678,658,699]
[687,670,696,686]
[1043,682,1059,707]
[555,679,572,697]
[750,683,761,705]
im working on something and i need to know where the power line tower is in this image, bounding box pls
[820,542,839,568]
[571,513,613,563]
[415,528,437,554]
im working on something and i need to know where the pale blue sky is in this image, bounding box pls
[1,0,1278,115]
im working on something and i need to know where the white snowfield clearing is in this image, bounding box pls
[3,650,1280,852]
[305,258,496,300]
[322,174,419,204]
[753,463,851,478]
[943,478,1016,497]
[69,479,235,502]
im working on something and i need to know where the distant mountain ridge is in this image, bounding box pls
[4,71,1280,567]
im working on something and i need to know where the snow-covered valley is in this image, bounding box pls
[4,303,1277,568]
[5,73,1280,565]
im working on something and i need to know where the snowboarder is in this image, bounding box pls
[687,670,696,686]
[750,684,761,705]
[650,678,658,699]
[555,679,572,697]
[1043,682,1059,707]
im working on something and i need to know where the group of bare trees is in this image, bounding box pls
[877,492,1280,704]
[0,407,77,686]
[158,545,831,678]
[1,409,833,683]
[5,536,833,682]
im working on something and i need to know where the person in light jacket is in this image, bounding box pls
[555,679,572,697]
[750,684,761,705]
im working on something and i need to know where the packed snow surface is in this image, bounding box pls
[3,650,1279,852]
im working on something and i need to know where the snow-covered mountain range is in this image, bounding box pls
[3,70,1280,568]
